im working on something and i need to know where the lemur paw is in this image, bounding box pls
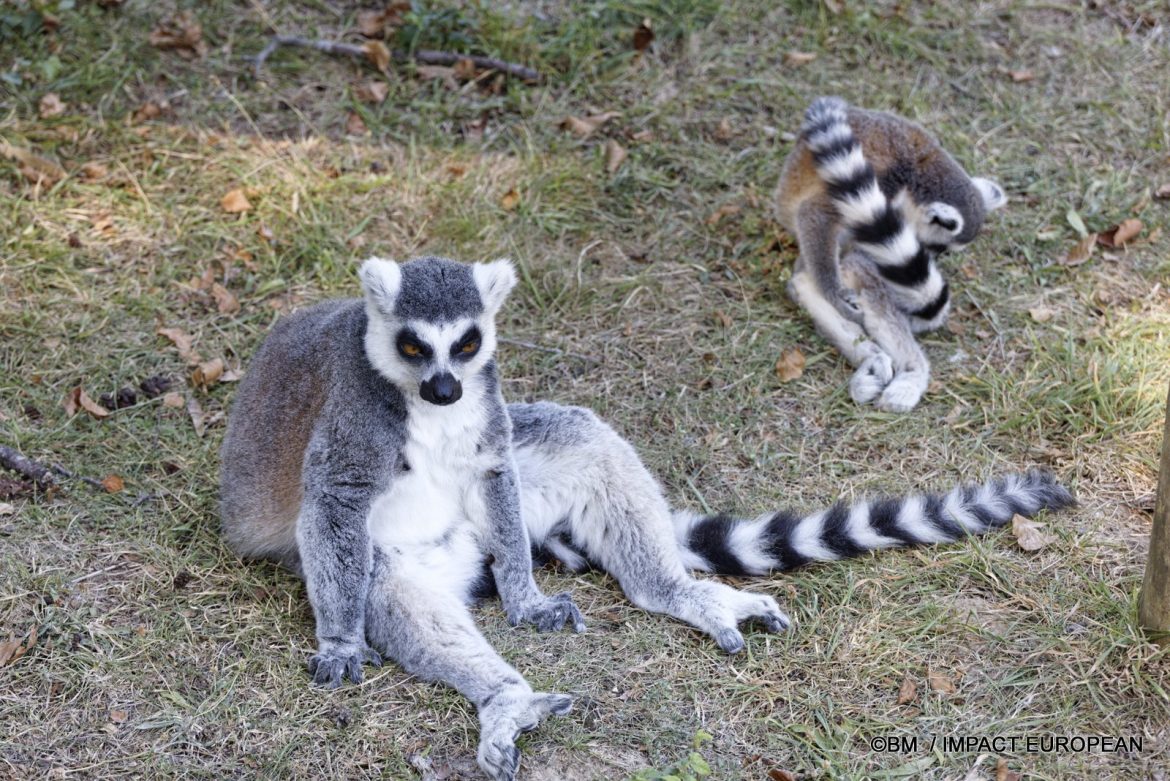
[875,374,927,413]
[511,591,586,634]
[307,642,382,688]
[850,353,894,404]
[477,691,573,781]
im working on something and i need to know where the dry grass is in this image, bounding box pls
[2,1,1170,779]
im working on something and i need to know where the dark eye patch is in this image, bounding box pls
[396,328,432,361]
[451,326,482,360]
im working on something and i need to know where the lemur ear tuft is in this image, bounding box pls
[473,258,517,314]
[973,178,1007,211]
[360,257,402,312]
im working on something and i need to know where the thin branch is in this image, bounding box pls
[50,463,105,491]
[0,444,55,488]
[253,35,541,83]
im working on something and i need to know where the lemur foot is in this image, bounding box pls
[875,373,927,413]
[477,690,573,781]
[509,591,586,634]
[677,582,791,654]
[307,641,382,688]
[850,352,894,404]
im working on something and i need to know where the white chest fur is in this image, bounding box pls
[367,378,497,552]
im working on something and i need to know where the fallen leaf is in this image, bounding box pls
[1060,233,1097,266]
[604,139,627,174]
[0,626,37,667]
[357,9,388,37]
[633,18,654,52]
[1028,306,1054,323]
[221,189,252,213]
[631,129,654,142]
[0,502,14,516]
[65,387,110,419]
[896,675,918,705]
[415,65,457,88]
[363,40,392,74]
[0,140,66,186]
[156,327,199,364]
[211,283,240,315]
[187,396,206,437]
[713,118,734,142]
[1009,69,1035,82]
[706,203,741,226]
[560,111,621,138]
[452,57,477,82]
[712,310,733,329]
[39,93,67,119]
[1155,183,1170,201]
[775,348,806,382]
[345,111,369,136]
[101,474,125,493]
[927,668,956,694]
[149,10,207,59]
[445,163,467,178]
[162,391,185,409]
[1097,218,1142,248]
[192,358,225,389]
[1012,513,1055,551]
[784,51,817,66]
[79,162,109,181]
[355,80,389,104]
[1066,209,1088,238]
[109,710,129,724]
[767,770,796,781]
[132,101,163,124]
[995,757,1022,781]
[500,188,520,211]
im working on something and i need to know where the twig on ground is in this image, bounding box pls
[0,444,55,488]
[252,35,541,83]
[499,338,601,365]
[50,463,105,491]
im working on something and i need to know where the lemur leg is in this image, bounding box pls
[364,549,572,781]
[792,198,863,322]
[512,407,789,653]
[788,266,893,405]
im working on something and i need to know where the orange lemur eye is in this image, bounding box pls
[402,343,422,357]
[461,341,479,354]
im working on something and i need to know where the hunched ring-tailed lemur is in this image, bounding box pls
[776,97,1008,412]
[220,256,1072,781]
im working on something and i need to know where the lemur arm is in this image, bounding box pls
[481,457,586,634]
[296,413,388,687]
[795,198,863,322]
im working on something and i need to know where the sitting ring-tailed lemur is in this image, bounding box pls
[775,97,1008,412]
[220,256,1072,781]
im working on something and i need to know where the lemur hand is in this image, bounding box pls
[307,639,383,688]
[507,591,586,634]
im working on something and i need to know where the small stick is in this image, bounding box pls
[50,463,105,491]
[253,35,541,83]
[0,444,55,488]
[499,338,601,366]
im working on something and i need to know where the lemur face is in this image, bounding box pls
[359,256,517,406]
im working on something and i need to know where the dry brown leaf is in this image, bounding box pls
[39,93,67,119]
[357,9,389,37]
[355,80,389,104]
[896,675,918,705]
[109,709,129,724]
[211,283,240,315]
[560,111,621,138]
[1028,306,1054,323]
[1060,233,1097,266]
[132,101,163,124]
[927,668,956,694]
[192,358,225,390]
[0,141,66,186]
[0,627,36,667]
[1012,513,1055,551]
[221,189,252,213]
[604,139,628,174]
[712,310,733,329]
[1097,218,1142,248]
[784,51,817,66]
[187,396,206,437]
[162,391,185,409]
[767,770,796,781]
[713,117,734,142]
[156,327,199,363]
[149,11,207,58]
[1154,183,1170,201]
[79,162,109,181]
[1009,69,1035,83]
[346,111,369,136]
[706,203,741,226]
[633,18,654,52]
[775,348,806,383]
[363,40,392,74]
[65,387,110,419]
[452,57,477,81]
[445,163,467,178]
[995,758,1022,781]
[500,188,520,211]
[101,474,125,493]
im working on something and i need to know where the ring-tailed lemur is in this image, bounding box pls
[220,256,1072,781]
[775,97,1008,412]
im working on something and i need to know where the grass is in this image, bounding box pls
[2,0,1170,779]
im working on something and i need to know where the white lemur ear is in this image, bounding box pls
[473,258,517,315]
[972,177,1007,211]
[360,257,402,312]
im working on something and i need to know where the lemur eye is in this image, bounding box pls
[401,343,422,357]
[460,341,479,354]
